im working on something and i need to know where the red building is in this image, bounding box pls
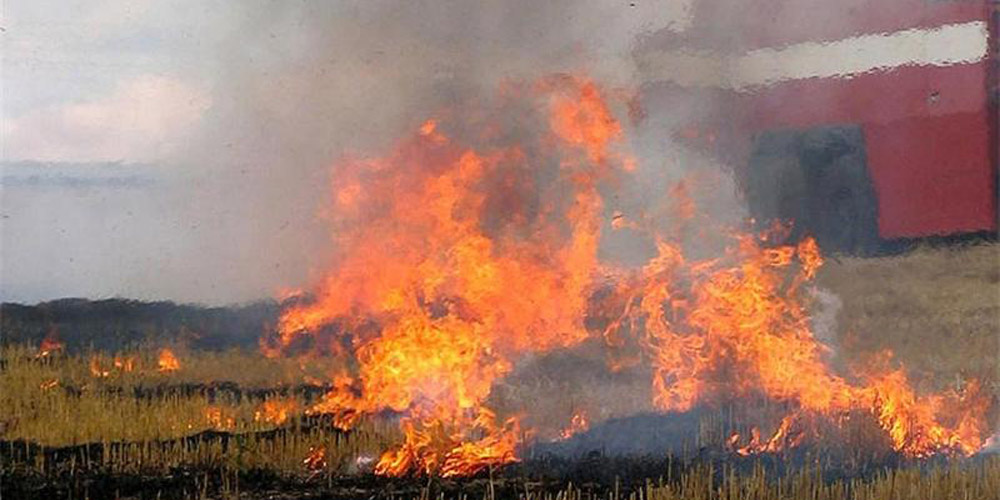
[636,0,996,251]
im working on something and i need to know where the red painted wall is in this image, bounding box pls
[866,111,995,237]
[739,63,996,238]
[640,0,996,238]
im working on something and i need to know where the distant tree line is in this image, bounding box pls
[0,298,281,352]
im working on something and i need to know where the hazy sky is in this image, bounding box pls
[1,1,695,305]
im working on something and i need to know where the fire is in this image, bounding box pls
[374,409,521,477]
[726,414,810,456]
[267,75,625,476]
[157,348,181,372]
[204,406,236,431]
[618,233,987,458]
[559,410,590,440]
[303,446,327,471]
[89,355,136,377]
[36,333,64,358]
[113,355,136,373]
[254,398,298,426]
[89,356,110,378]
[266,75,991,476]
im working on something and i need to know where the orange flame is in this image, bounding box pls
[559,410,590,440]
[90,355,134,377]
[204,406,236,431]
[626,234,986,457]
[157,348,181,372]
[113,356,136,373]
[37,333,64,358]
[267,75,990,476]
[303,445,327,471]
[89,356,110,378]
[268,75,629,476]
[254,398,298,426]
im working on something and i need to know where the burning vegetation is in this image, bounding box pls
[157,348,181,372]
[5,1,999,497]
[260,75,993,477]
[35,332,63,359]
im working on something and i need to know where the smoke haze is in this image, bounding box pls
[2,1,701,304]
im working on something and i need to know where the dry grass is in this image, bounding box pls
[518,460,1000,500]
[0,345,400,478]
[2,244,998,498]
[817,243,999,393]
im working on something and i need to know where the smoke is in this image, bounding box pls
[1,1,896,305]
[982,433,1000,455]
[7,0,993,462]
[122,1,694,304]
[2,1,750,305]
[808,287,843,345]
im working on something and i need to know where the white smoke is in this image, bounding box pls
[809,286,843,346]
[3,1,699,305]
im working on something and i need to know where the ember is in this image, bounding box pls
[204,406,236,431]
[303,446,327,472]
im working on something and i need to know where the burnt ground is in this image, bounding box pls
[1,409,967,500]
[0,440,918,500]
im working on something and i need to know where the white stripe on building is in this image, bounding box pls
[637,21,989,91]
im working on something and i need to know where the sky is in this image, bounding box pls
[1,1,697,305]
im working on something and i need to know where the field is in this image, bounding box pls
[816,242,999,388]
[1,243,998,499]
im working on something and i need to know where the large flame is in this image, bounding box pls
[266,75,991,476]
[626,233,987,457]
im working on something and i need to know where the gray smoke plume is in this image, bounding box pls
[2,1,700,305]
[168,1,698,304]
